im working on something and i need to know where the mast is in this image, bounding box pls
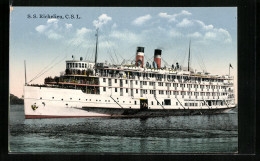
[94,28,99,67]
[24,60,27,86]
[188,40,191,72]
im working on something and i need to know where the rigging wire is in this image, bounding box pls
[28,35,88,83]
[28,37,80,83]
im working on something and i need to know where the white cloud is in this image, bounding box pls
[169,29,182,37]
[176,18,193,27]
[35,18,71,40]
[216,28,232,43]
[68,27,92,46]
[110,30,140,43]
[35,25,48,33]
[47,18,58,24]
[65,23,72,29]
[188,32,202,38]
[46,30,63,40]
[196,20,214,30]
[76,27,91,36]
[205,32,217,39]
[180,10,192,16]
[158,10,192,22]
[132,14,152,26]
[93,14,112,29]
[193,20,232,43]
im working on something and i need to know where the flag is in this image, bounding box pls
[229,64,233,69]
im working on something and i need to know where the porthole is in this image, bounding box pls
[79,98,80,100]
[61,99,63,101]
[40,97,42,99]
[70,98,72,100]
[52,97,54,99]
[86,99,87,101]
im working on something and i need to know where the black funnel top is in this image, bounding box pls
[154,49,162,55]
[137,47,145,53]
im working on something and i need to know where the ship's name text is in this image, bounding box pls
[27,14,81,19]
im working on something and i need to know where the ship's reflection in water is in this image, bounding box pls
[9,105,237,153]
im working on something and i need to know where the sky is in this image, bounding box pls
[10,7,237,101]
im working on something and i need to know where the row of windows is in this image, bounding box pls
[99,70,226,82]
[102,78,228,89]
[184,103,198,106]
[108,88,228,96]
[67,63,93,69]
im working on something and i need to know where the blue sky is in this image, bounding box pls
[10,7,237,98]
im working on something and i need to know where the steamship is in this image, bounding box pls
[24,30,236,119]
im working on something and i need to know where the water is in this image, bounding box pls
[9,105,237,153]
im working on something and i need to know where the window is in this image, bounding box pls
[79,63,81,68]
[126,80,128,84]
[126,88,128,93]
[103,78,106,82]
[103,87,106,92]
[115,79,117,83]
[135,101,137,105]
[136,89,138,93]
[75,63,78,68]
[151,101,153,105]
[115,88,117,92]
[136,81,138,85]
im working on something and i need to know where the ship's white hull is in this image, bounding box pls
[24,86,236,119]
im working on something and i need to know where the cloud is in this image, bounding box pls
[46,30,63,40]
[188,32,202,38]
[158,10,192,22]
[47,18,58,24]
[65,23,72,29]
[35,25,48,33]
[180,10,192,16]
[176,18,193,27]
[132,14,152,26]
[205,32,217,39]
[35,18,71,40]
[76,27,91,36]
[110,30,141,43]
[68,27,92,46]
[196,20,214,30]
[169,29,182,37]
[93,14,112,29]
[203,28,232,43]
[215,28,232,43]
